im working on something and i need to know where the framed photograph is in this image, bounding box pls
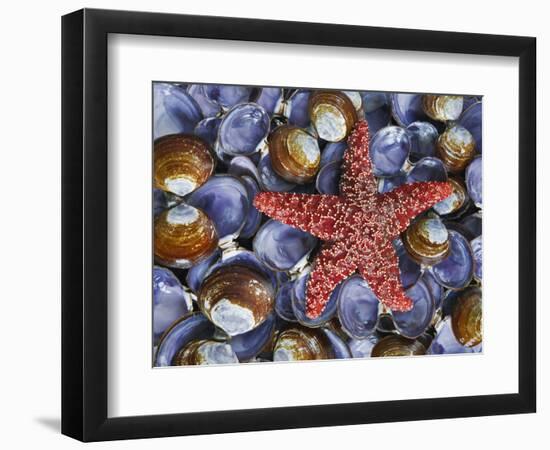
[62,8,536,442]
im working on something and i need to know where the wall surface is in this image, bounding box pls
[0,0,546,448]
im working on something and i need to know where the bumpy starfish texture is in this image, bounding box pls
[254,120,452,319]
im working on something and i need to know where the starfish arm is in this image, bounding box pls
[380,181,453,235]
[254,192,344,241]
[357,241,413,312]
[306,240,358,318]
[340,120,378,202]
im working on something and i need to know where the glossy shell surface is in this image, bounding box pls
[436,125,476,173]
[371,335,426,357]
[402,215,450,265]
[174,339,239,365]
[451,287,482,347]
[370,126,411,176]
[422,95,463,121]
[308,91,358,142]
[337,275,379,339]
[432,230,474,290]
[273,326,333,361]
[154,203,218,269]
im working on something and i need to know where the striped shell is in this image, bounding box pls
[308,91,358,142]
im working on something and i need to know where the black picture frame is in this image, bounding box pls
[62,8,536,442]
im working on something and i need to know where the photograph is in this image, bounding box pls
[152,83,483,367]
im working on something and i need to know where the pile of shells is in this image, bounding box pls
[153,84,483,366]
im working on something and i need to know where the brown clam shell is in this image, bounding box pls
[174,339,238,365]
[198,265,275,336]
[154,203,218,269]
[436,125,476,173]
[269,125,321,183]
[422,95,464,122]
[154,134,215,196]
[371,335,427,357]
[308,90,358,142]
[273,326,333,361]
[402,214,450,265]
[434,176,469,216]
[451,287,482,347]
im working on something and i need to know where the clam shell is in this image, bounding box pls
[322,328,352,359]
[460,212,482,239]
[269,125,321,184]
[471,235,483,281]
[153,83,203,140]
[432,230,474,290]
[371,335,426,357]
[422,269,444,310]
[217,103,270,157]
[275,280,298,322]
[337,275,379,339]
[256,87,284,116]
[407,156,448,183]
[451,287,482,347]
[154,134,215,197]
[320,141,347,167]
[186,248,221,293]
[153,188,168,217]
[349,334,381,358]
[198,264,275,336]
[273,326,333,361]
[186,174,249,244]
[465,156,482,207]
[433,176,469,217]
[392,279,435,339]
[406,121,439,159]
[458,101,482,153]
[361,92,391,135]
[194,116,222,148]
[253,219,318,272]
[402,214,450,265]
[422,95,463,122]
[436,125,476,173]
[174,339,239,365]
[227,155,261,185]
[378,174,407,194]
[154,203,218,269]
[393,238,422,289]
[153,266,193,343]
[391,93,430,127]
[203,84,253,110]
[308,91,358,142]
[370,126,411,176]
[316,160,341,195]
[187,84,221,118]
[284,89,311,128]
[239,176,263,239]
[155,313,215,366]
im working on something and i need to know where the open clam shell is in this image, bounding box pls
[432,230,474,290]
[154,134,215,197]
[203,84,253,110]
[402,214,450,266]
[308,90,358,142]
[257,151,297,192]
[406,121,439,160]
[371,335,427,357]
[422,95,463,122]
[393,238,422,289]
[428,316,481,355]
[465,156,482,207]
[273,326,336,361]
[174,339,239,365]
[316,160,341,195]
[230,313,277,361]
[451,287,482,347]
[392,278,435,339]
[436,125,476,173]
[361,92,391,135]
[284,89,311,128]
[337,275,379,339]
[458,101,482,153]
[154,203,218,269]
[406,156,448,183]
[391,93,430,127]
[370,126,411,176]
[433,176,470,217]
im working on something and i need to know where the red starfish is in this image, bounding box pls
[254,120,452,319]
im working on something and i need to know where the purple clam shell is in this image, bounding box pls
[230,313,276,361]
[316,160,341,195]
[391,93,429,127]
[155,313,215,366]
[291,271,340,327]
[393,238,422,289]
[407,156,448,183]
[227,155,262,184]
[194,116,222,148]
[153,266,193,343]
[428,317,481,355]
[253,220,318,271]
[361,92,391,135]
[187,175,249,242]
[153,83,203,140]
[258,152,296,192]
[218,103,270,156]
[458,101,482,153]
[406,121,439,159]
[337,275,379,339]
[187,84,222,118]
[285,89,311,128]
[203,85,253,110]
[471,235,482,281]
[378,173,407,194]
[370,126,411,176]
[460,213,482,239]
[349,334,380,358]
[322,328,352,359]
[320,141,347,167]
[422,269,445,310]
[186,248,221,293]
[239,176,263,239]
[392,278,435,339]
[256,87,284,116]
[432,230,474,289]
[465,156,482,207]
[275,280,298,322]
